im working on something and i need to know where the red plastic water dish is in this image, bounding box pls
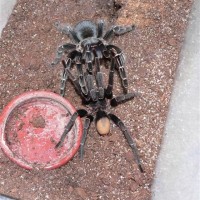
[0,91,82,170]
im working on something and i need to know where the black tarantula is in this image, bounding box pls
[55,60,144,173]
[51,20,143,172]
[51,20,135,97]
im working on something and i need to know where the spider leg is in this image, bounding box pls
[62,60,90,103]
[113,24,135,36]
[94,57,105,100]
[110,92,138,107]
[96,71,105,100]
[79,115,93,159]
[86,73,98,101]
[107,45,128,93]
[108,113,144,173]
[55,21,80,43]
[60,58,72,96]
[93,42,108,72]
[105,58,115,99]
[51,43,76,66]
[55,109,88,148]
[94,56,101,72]
[103,24,135,41]
[98,41,110,58]
[82,66,104,101]
[84,45,94,73]
[94,46,103,61]
[75,54,89,96]
[103,28,114,42]
[97,20,104,38]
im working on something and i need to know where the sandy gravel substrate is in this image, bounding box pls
[0,0,193,199]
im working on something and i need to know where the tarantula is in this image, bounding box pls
[51,20,135,97]
[55,60,144,173]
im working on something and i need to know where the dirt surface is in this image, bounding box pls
[0,0,193,199]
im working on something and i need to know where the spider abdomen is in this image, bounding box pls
[96,117,110,135]
[95,110,110,135]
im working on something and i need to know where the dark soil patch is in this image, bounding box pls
[0,0,193,199]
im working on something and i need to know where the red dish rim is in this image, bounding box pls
[0,91,82,170]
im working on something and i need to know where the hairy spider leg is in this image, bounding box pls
[84,68,104,102]
[79,115,93,159]
[105,58,115,99]
[55,109,88,148]
[107,45,128,93]
[97,20,104,38]
[91,41,111,100]
[94,56,101,72]
[60,50,86,97]
[94,57,105,100]
[75,53,89,95]
[84,45,94,73]
[60,58,72,96]
[55,21,80,43]
[103,24,135,41]
[108,113,144,173]
[82,40,107,75]
[60,51,87,97]
[98,41,110,58]
[93,42,106,72]
[62,60,90,103]
[110,92,138,107]
[51,43,76,66]
[86,73,98,101]
[94,44,104,61]
[96,72,105,100]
